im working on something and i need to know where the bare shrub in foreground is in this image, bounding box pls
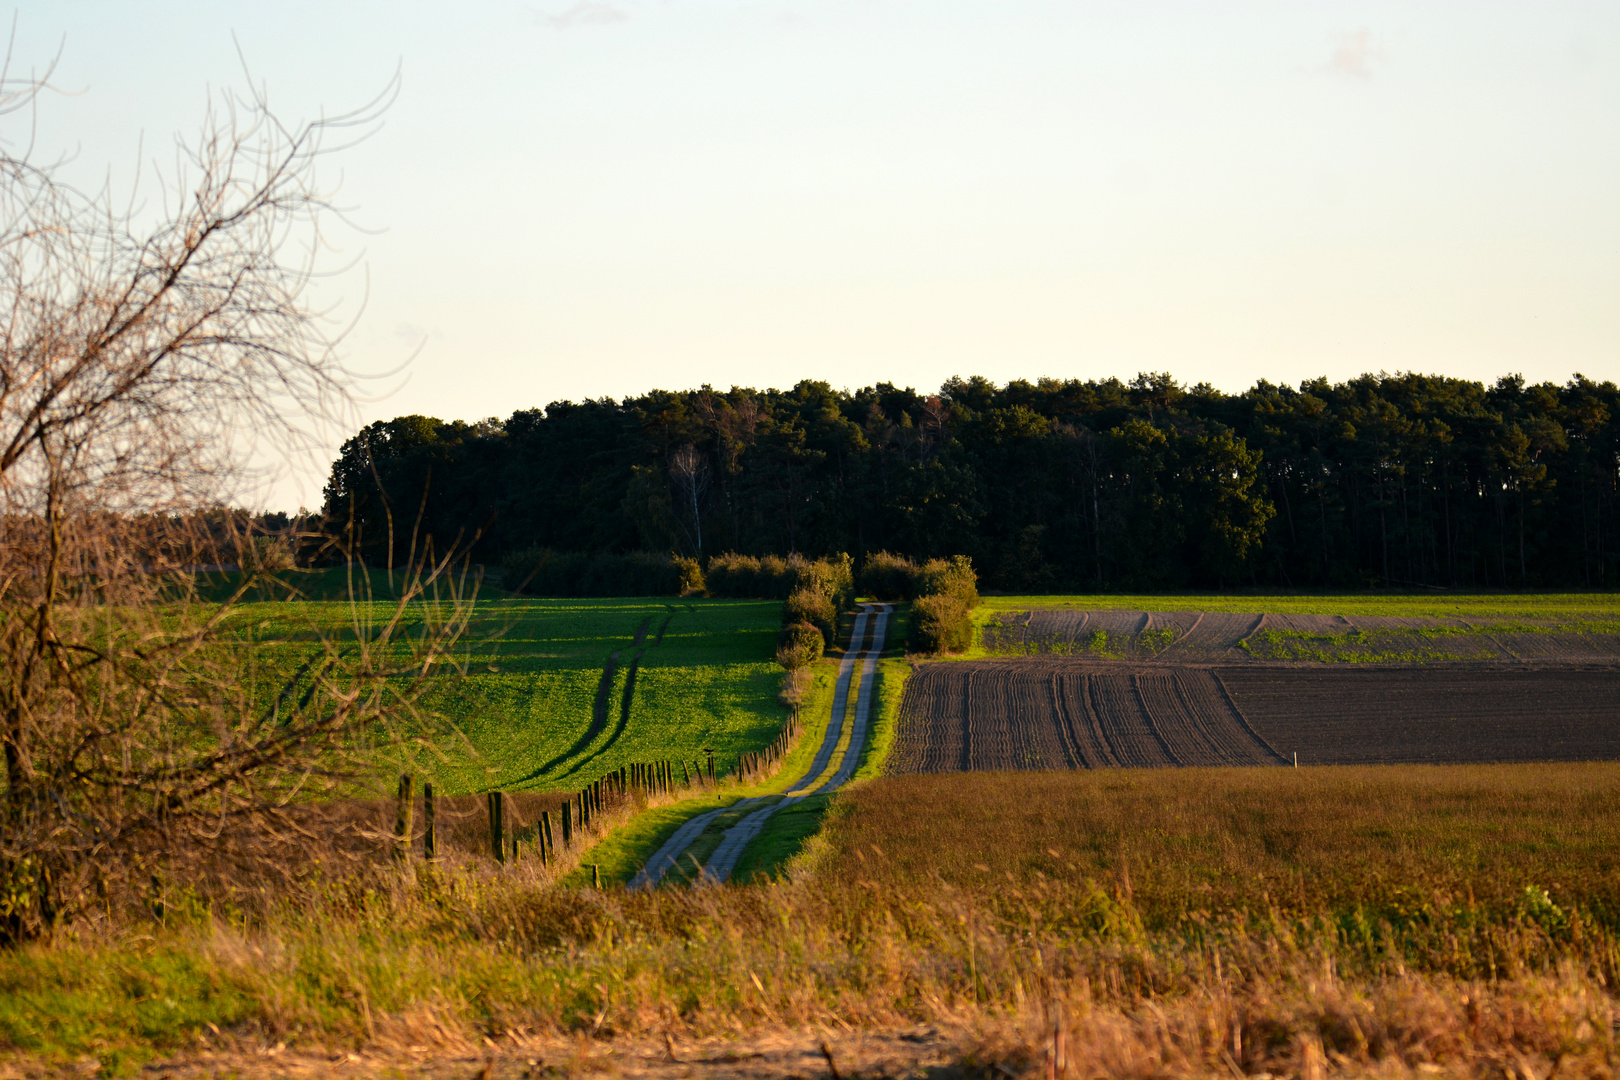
[0,56,471,942]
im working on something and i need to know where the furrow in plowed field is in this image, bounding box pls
[959,665,1075,772]
[896,663,1290,772]
[1187,612,1263,656]
[1133,671,1279,766]
[1221,667,1620,765]
[1052,672,1121,767]
[1087,674,1175,766]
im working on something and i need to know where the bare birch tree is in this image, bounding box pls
[669,444,710,557]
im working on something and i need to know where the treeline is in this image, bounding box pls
[322,372,1620,590]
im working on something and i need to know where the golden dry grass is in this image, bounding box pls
[803,763,1620,925]
[6,763,1620,1079]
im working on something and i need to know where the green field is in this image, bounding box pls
[978,591,1620,620]
[227,583,791,794]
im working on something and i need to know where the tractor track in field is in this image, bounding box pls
[629,604,891,889]
[587,609,680,767]
[529,613,675,784]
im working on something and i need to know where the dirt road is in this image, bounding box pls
[629,604,890,888]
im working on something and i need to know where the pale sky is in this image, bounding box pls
[13,2,1620,510]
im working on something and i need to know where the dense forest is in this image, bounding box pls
[321,372,1620,591]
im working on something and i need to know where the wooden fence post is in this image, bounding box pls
[393,774,414,870]
[541,810,554,863]
[488,791,505,864]
[422,781,436,861]
[681,761,690,786]
[592,864,601,889]
[561,800,572,848]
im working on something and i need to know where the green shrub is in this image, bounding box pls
[499,549,699,597]
[776,620,825,670]
[706,552,796,598]
[859,550,919,599]
[671,555,704,596]
[784,588,836,644]
[909,592,974,654]
[915,555,979,607]
[792,553,854,612]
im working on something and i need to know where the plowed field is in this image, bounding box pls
[981,608,1620,664]
[1224,667,1620,765]
[893,659,1620,772]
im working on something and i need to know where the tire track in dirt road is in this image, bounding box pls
[629,606,888,890]
[699,605,890,883]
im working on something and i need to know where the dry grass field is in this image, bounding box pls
[808,763,1620,923]
[9,762,1620,1078]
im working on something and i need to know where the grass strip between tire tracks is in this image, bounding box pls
[580,603,914,887]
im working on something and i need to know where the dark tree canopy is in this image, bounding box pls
[324,372,1620,591]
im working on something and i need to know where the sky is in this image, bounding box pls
[11,1,1620,510]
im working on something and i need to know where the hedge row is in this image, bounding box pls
[498,549,703,598]
[498,545,975,656]
[767,555,856,706]
[706,552,855,609]
[858,550,979,654]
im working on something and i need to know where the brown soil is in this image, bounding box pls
[890,662,1282,772]
[1222,665,1620,765]
[893,659,1620,772]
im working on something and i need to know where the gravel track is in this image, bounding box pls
[629,605,890,889]
[700,605,890,883]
